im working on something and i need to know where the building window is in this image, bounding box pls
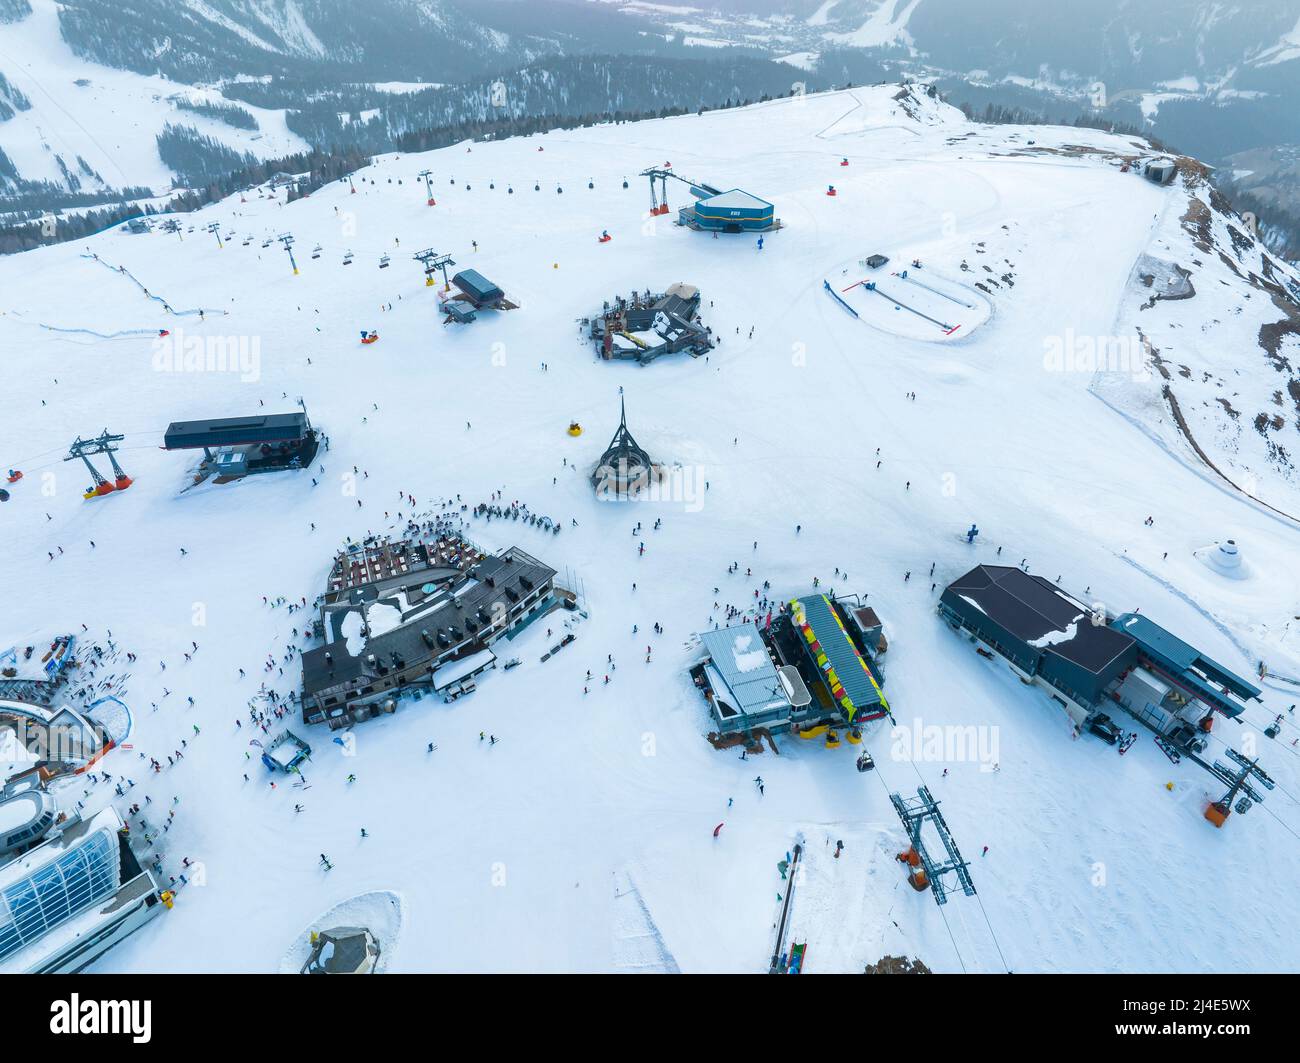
[0,830,117,961]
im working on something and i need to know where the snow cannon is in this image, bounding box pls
[567,422,583,437]
[826,185,837,197]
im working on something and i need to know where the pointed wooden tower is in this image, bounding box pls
[591,395,656,497]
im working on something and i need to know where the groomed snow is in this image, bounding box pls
[2,86,1300,974]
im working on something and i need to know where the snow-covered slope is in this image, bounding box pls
[3,85,1300,974]
[1098,164,1300,522]
[0,0,308,192]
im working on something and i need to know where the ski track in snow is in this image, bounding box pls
[3,87,1300,974]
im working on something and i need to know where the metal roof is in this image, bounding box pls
[945,565,1135,676]
[301,548,555,700]
[1111,612,1260,710]
[700,188,771,210]
[452,269,503,304]
[698,625,789,717]
[788,594,886,718]
[163,412,308,450]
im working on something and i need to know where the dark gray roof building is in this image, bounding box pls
[163,412,310,451]
[451,269,504,307]
[940,565,1137,711]
[301,545,558,727]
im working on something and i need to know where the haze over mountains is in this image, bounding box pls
[2,0,1298,253]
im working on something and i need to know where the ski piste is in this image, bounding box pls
[842,278,958,333]
[2,76,1299,977]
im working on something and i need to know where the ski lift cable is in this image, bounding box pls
[3,432,163,473]
[1200,724,1300,819]
[896,738,1011,972]
[863,755,975,973]
[1256,800,1300,845]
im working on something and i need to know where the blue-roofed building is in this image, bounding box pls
[1108,613,1261,741]
[1110,613,1260,715]
[778,593,890,726]
[681,189,777,233]
[694,625,810,735]
[451,269,504,307]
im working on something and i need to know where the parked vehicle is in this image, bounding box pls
[1086,713,1122,745]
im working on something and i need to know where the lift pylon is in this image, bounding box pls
[890,786,976,906]
[65,430,131,498]
[413,248,455,289]
[638,166,721,217]
[1205,749,1275,827]
[278,233,299,275]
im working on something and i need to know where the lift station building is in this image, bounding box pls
[681,189,777,233]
